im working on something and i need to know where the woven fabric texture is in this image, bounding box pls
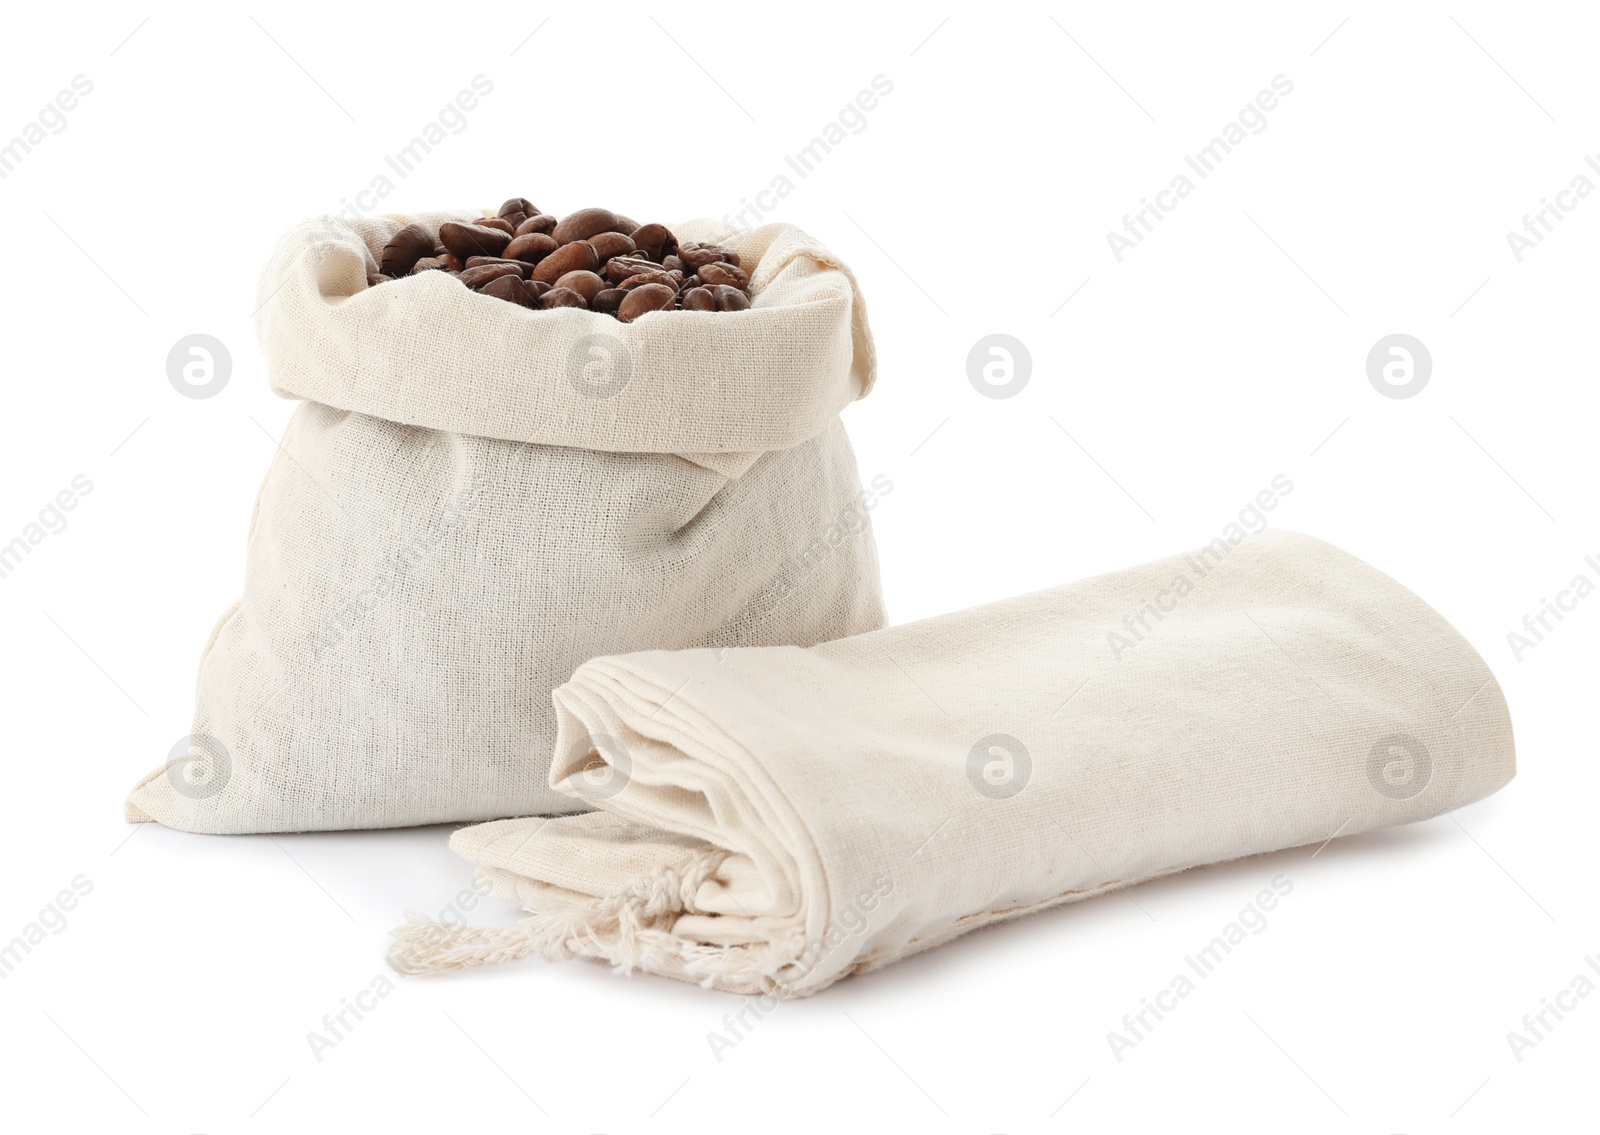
[126,212,886,834]
[416,530,1514,996]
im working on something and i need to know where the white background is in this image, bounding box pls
[0,2,1593,1131]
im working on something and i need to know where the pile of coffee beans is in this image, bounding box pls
[368,199,752,322]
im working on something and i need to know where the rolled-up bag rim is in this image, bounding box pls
[254,211,877,456]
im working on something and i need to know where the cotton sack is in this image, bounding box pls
[126,211,886,834]
[391,530,1515,996]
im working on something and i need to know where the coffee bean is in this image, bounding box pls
[505,233,559,265]
[516,214,558,236]
[680,286,716,312]
[712,284,751,312]
[464,257,529,274]
[379,223,435,277]
[439,222,513,260]
[554,270,606,302]
[532,240,600,284]
[459,263,524,290]
[588,231,637,263]
[480,274,537,307]
[540,286,588,310]
[603,255,659,284]
[618,268,682,291]
[551,207,622,245]
[631,223,678,261]
[697,261,750,289]
[401,198,754,318]
[618,283,677,322]
[680,241,736,271]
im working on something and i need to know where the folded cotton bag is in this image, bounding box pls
[126,211,886,834]
[391,529,1515,995]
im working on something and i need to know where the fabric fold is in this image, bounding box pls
[255,213,874,456]
[392,530,1515,996]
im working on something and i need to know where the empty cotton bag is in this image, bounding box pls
[126,212,886,834]
[394,529,1515,996]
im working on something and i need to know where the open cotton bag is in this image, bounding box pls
[392,530,1515,996]
[126,211,886,834]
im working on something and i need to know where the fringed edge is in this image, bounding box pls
[388,846,821,994]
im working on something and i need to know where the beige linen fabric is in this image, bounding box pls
[126,211,885,834]
[395,530,1515,996]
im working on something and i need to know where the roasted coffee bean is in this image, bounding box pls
[459,263,524,290]
[630,223,678,261]
[603,255,660,284]
[587,231,636,263]
[439,222,513,259]
[505,233,558,264]
[551,206,622,245]
[553,269,606,302]
[532,240,600,284]
[680,286,716,312]
[697,261,750,289]
[516,214,558,236]
[679,241,736,271]
[464,256,529,274]
[712,284,751,311]
[401,197,753,317]
[617,283,677,322]
[618,268,682,291]
[379,223,435,277]
[539,286,588,310]
[480,274,537,307]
